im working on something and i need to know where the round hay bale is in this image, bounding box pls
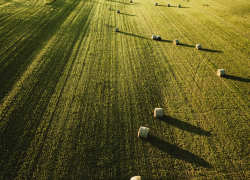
[167,4,170,7]
[154,108,163,117]
[178,4,181,8]
[138,126,149,139]
[196,44,202,50]
[156,35,161,41]
[130,0,132,3]
[117,10,120,13]
[152,35,157,40]
[155,3,158,6]
[217,69,226,77]
[173,39,179,45]
[131,176,141,180]
[114,27,119,32]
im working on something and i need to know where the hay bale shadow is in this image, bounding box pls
[120,13,136,16]
[223,75,250,83]
[118,31,148,39]
[178,43,195,48]
[147,135,212,168]
[201,49,222,53]
[160,39,172,43]
[159,115,212,136]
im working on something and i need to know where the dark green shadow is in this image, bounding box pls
[118,31,148,39]
[223,75,250,83]
[147,135,212,168]
[159,115,212,136]
[120,13,136,16]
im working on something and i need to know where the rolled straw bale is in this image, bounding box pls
[156,35,161,41]
[178,4,181,8]
[130,0,132,3]
[131,176,141,180]
[154,108,163,117]
[196,44,202,50]
[173,39,179,45]
[217,69,226,77]
[152,35,157,40]
[138,126,149,139]
[167,4,170,7]
[155,3,158,6]
[114,27,119,32]
[117,10,120,13]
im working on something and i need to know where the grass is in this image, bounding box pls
[0,0,250,179]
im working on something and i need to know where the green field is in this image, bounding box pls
[0,0,250,179]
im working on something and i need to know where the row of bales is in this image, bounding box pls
[155,3,181,8]
[113,2,226,180]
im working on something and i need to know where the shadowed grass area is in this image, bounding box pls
[201,48,223,53]
[120,12,136,16]
[147,135,212,168]
[118,31,148,39]
[159,115,212,136]
[223,75,250,83]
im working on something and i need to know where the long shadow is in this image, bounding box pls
[118,31,148,40]
[120,13,136,16]
[147,135,212,168]
[160,115,212,136]
[158,5,167,7]
[223,75,250,83]
[178,43,195,48]
[201,48,222,53]
[161,39,172,43]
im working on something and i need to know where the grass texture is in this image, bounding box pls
[0,0,250,179]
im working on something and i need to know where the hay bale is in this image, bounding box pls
[217,69,226,77]
[167,4,170,7]
[156,35,161,41]
[117,10,120,13]
[152,35,157,40]
[196,44,202,50]
[154,108,163,117]
[114,27,119,32]
[138,126,149,139]
[178,4,181,8]
[173,39,179,45]
[131,176,141,180]
[130,0,132,3]
[155,3,158,6]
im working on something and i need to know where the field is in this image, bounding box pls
[0,0,250,179]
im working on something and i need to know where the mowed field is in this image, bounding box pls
[0,0,250,179]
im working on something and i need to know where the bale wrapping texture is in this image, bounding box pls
[155,3,158,6]
[117,10,120,13]
[156,35,161,41]
[217,69,226,77]
[173,39,179,45]
[154,108,163,117]
[138,127,149,139]
[131,176,141,180]
[114,27,119,32]
[178,4,181,8]
[196,44,202,50]
[167,4,170,7]
[152,35,157,40]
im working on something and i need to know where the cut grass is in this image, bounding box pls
[0,0,250,179]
